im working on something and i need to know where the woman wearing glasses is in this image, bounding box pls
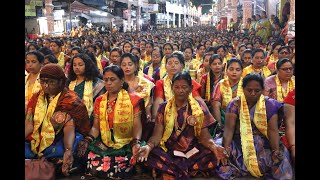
[264,58,295,102]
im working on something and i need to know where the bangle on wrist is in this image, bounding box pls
[85,135,94,143]
[131,138,141,147]
[147,142,155,149]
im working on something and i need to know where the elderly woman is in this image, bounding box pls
[25,64,91,177]
[264,58,295,102]
[67,53,106,126]
[217,73,293,179]
[137,71,228,179]
[76,65,145,179]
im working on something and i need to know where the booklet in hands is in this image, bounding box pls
[173,147,199,159]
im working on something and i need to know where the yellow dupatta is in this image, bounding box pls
[25,73,41,106]
[31,91,62,156]
[135,76,155,106]
[144,52,151,62]
[95,54,104,74]
[57,52,65,68]
[195,54,203,62]
[219,77,243,110]
[205,72,211,102]
[220,77,243,110]
[163,76,174,100]
[160,95,204,152]
[268,54,278,66]
[239,94,267,178]
[160,56,167,79]
[275,75,295,102]
[69,80,93,116]
[99,89,133,149]
[242,65,271,79]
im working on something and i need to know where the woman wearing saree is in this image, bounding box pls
[25,64,91,177]
[152,52,203,123]
[200,54,224,113]
[264,58,295,102]
[217,73,293,179]
[120,53,155,140]
[242,49,271,79]
[196,53,212,84]
[76,65,145,179]
[67,53,106,126]
[25,51,44,111]
[211,59,244,128]
[143,48,164,83]
[255,11,272,44]
[137,72,228,179]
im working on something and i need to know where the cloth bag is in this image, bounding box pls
[25,157,55,180]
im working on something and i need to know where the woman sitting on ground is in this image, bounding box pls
[76,65,145,179]
[217,73,293,179]
[137,71,228,179]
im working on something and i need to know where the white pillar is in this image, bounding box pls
[136,0,141,32]
[173,12,175,28]
[184,5,186,27]
[127,0,132,32]
[178,13,181,27]
[167,11,170,28]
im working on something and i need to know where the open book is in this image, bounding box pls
[173,147,199,159]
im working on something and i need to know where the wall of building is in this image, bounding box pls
[267,0,279,18]
[25,19,39,34]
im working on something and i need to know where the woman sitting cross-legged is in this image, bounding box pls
[217,73,293,179]
[76,65,146,179]
[25,64,91,177]
[136,71,228,179]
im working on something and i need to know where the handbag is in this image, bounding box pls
[25,157,55,180]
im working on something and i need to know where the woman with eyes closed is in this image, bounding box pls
[211,59,244,129]
[76,65,144,179]
[120,53,155,140]
[136,72,227,179]
[216,73,293,180]
[67,53,106,126]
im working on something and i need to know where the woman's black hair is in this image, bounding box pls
[26,50,44,63]
[214,45,226,54]
[270,40,285,55]
[44,54,58,64]
[276,58,293,70]
[166,51,185,66]
[238,44,247,52]
[119,53,140,75]
[252,48,265,57]
[27,43,40,51]
[278,46,291,55]
[39,46,53,56]
[172,71,192,87]
[151,47,164,59]
[130,46,141,55]
[242,73,264,89]
[163,42,173,51]
[67,53,102,83]
[103,65,129,91]
[227,58,244,70]
[183,46,194,54]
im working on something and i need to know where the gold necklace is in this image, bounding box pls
[107,98,117,114]
[174,103,188,136]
